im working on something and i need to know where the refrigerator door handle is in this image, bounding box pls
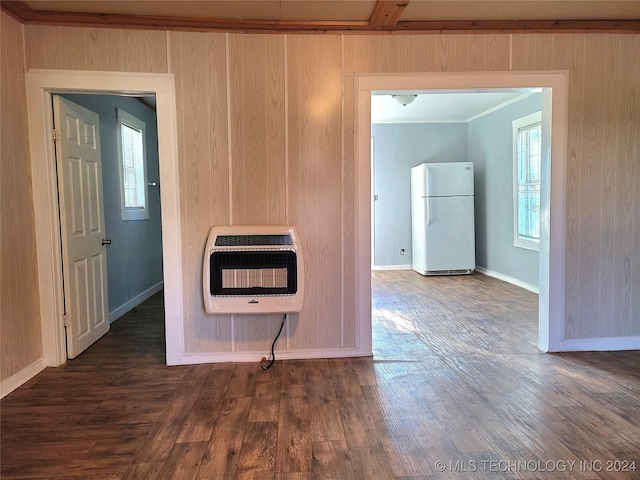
[424,167,431,225]
[421,196,431,225]
[425,196,431,226]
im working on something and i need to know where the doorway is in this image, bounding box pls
[54,93,165,358]
[26,70,184,367]
[354,71,569,354]
[370,89,543,353]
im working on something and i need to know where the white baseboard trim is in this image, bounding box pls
[475,266,539,294]
[372,264,412,271]
[109,281,164,323]
[550,335,640,352]
[1,357,46,399]
[170,347,371,366]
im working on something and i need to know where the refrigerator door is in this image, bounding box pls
[423,195,475,273]
[423,162,474,197]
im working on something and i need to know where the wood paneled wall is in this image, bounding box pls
[24,24,167,72]
[1,12,42,380]
[4,16,638,378]
[512,34,640,339]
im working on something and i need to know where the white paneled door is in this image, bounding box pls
[53,96,110,358]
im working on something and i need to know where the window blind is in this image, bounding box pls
[121,123,145,210]
[517,122,541,241]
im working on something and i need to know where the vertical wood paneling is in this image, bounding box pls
[576,36,606,335]
[86,28,123,71]
[344,34,509,75]
[598,35,622,333]
[612,35,639,336]
[168,31,232,353]
[25,25,167,72]
[342,75,356,349]
[631,37,640,334]
[343,35,412,74]
[229,34,286,225]
[1,12,42,381]
[287,35,343,350]
[119,30,168,73]
[25,24,87,69]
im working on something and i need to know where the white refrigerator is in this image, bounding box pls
[411,162,476,275]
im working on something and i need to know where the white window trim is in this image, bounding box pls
[513,111,542,251]
[117,108,149,221]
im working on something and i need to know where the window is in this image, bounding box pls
[117,108,148,220]
[513,111,542,251]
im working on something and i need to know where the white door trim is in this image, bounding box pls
[355,71,569,353]
[25,69,184,366]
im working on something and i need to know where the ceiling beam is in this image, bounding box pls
[369,1,410,28]
[2,1,639,34]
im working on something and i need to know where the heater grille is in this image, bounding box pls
[214,234,292,247]
[209,250,297,296]
[203,226,304,314]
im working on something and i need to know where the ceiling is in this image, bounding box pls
[4,1,639,32]
[371,90,538,123]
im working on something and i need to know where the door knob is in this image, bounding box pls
[101,239,112,246]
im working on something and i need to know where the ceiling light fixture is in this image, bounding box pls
[392,94,418,106]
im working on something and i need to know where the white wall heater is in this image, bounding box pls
[203,225,305,314]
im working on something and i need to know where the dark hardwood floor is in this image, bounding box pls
[2,271,639,479]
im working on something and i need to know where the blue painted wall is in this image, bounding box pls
[371,123,468,267]
[468,93,542,288]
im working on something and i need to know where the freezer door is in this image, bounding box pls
[424,196,475,273]
[423,162,474,197]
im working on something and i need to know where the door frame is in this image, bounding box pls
[26,69,183,366]
[355,71,569,353]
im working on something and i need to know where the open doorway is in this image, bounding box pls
[25,70,184,367]
[54,93,164,359]
[370,89,544,355]
[354,71,569,355]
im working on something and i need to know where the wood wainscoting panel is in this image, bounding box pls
[597,35,624,337]
[343,34,510,75]
[576,35,607,337]
[1,11,43,382]
[25,24,167,72]
[611,35,640,337]
[341,74,356,349]
[168,31,232,354]
[287,35,343,351]
[229,33,286,226]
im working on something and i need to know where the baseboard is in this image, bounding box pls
[1,357,46,399]
[170,347,371,366]
[475,266,539,294]
[549,335,640,352]
[109,281,164,323]
[372,264,412,271]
